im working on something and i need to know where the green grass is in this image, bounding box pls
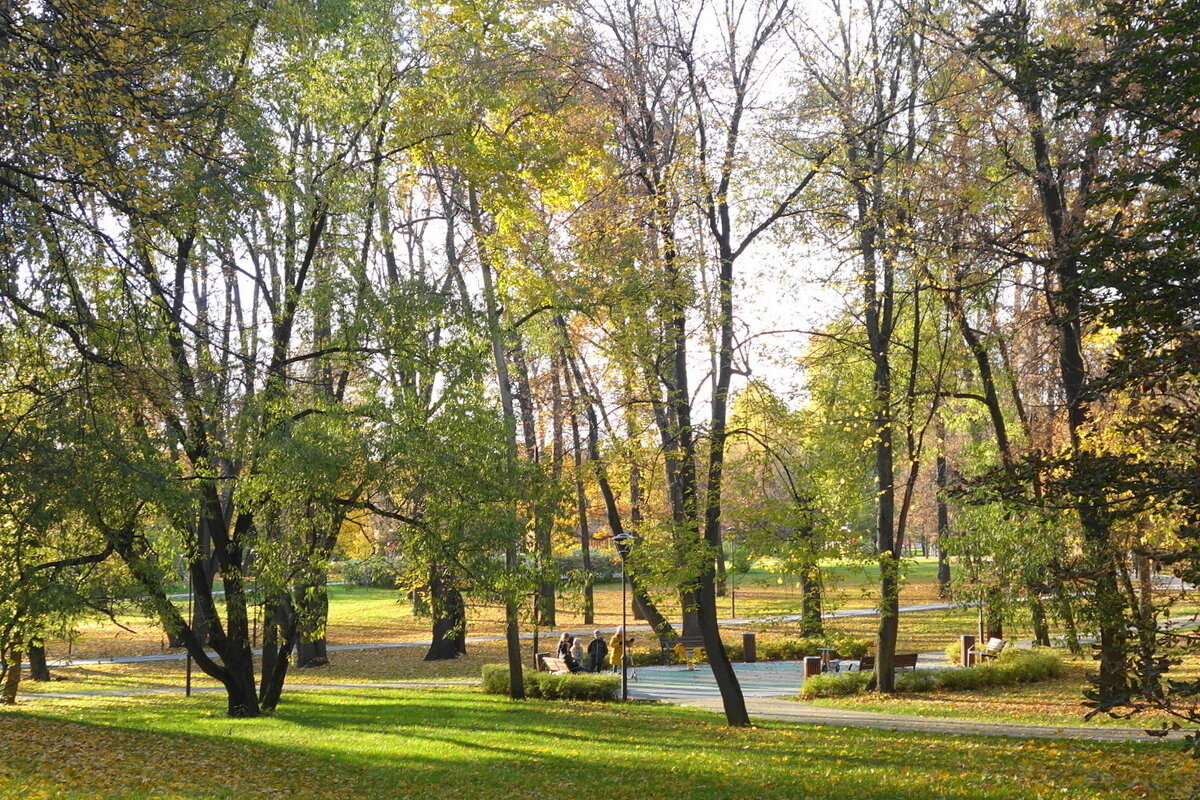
[2,688,1194,800]
[799,655,1200,730]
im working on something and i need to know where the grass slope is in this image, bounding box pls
[2,689,1194,800]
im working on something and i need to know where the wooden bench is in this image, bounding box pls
[854,653,919,672]
[541,656,573,674]
[968,637,1007,663]
[660,633,706,665]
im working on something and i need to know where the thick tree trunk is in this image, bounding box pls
[28,643,50,682]
[425,564,467,661]
[1012,29,1128,697]
[258,597,296,712]
[1,649,20,704]
[294,578,329,668]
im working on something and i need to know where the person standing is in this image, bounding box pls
[586,630,609,673]
[609,626,633,673]
[570,637,586,673]
[556,632,572,660]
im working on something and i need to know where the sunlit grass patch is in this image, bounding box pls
[2,688,1194,800]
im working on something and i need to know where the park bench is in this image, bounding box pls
[967,637,1007,663]
[660,633,706,665]
[540,656,574,674]
[854,653,919,672]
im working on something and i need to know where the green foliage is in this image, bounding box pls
[481,664,618,701]
[553,551,623,585]
[802,650,1067,699]
[339,556,405,589]
[894,670,938,692]
[799,670,872,698]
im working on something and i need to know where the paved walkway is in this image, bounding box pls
[626,660,1194,742]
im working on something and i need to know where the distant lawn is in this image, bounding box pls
[2,688,1194,800]
[44,558,951,661]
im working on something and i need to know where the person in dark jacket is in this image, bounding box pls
[586,630,609,673]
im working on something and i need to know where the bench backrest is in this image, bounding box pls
[857,653,918,671]
[983,637,1006,654]
[661,634,706,650]
[542,657,571,674]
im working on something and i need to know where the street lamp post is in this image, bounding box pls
[613,531,634,702]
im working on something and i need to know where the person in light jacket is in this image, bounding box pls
[609,626,633,673]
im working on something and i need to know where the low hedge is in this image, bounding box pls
[798,670,872,698]
[798,649,1066,699]
[481,664,620,701]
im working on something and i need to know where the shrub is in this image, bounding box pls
[922,650,1066,693]
[481,664,524,695]
[895,670,937,692]
[799,670,871,698]
[552,551,623,584]
[931,665,999,691]
[945,640,962,664]
[797,649,1067,699]
[341,555,404,589]
[628,648,665,667]
[823,634,871,660]
[481,665,619,701]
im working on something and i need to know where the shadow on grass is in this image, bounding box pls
[1,687,1193,800]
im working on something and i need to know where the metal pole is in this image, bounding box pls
[185,567,193,697]
[621,560,628,701]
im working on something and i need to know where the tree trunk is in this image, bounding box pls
[798,560,823,637]
[514,343,555,629]
[258,596,296,712]
[425,564,467,660]
[984,588,1004,640]
[559,322,673,637]
[935,418,952,599]
[472,186,524,700]
[570,401,595,625]
[1028,588,1051,647]
[28,643,50,682]
[294,578,329,668]
[1,649,20,704]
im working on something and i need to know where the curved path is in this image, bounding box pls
[626,660,1193,743]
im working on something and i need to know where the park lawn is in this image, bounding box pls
[16,641,510,696]
[42,558,952,662]
[800,655,1200,730]
[2,688,1195,800]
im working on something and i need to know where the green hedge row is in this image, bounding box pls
[481,664,620,701]
[798,649,1066,699]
